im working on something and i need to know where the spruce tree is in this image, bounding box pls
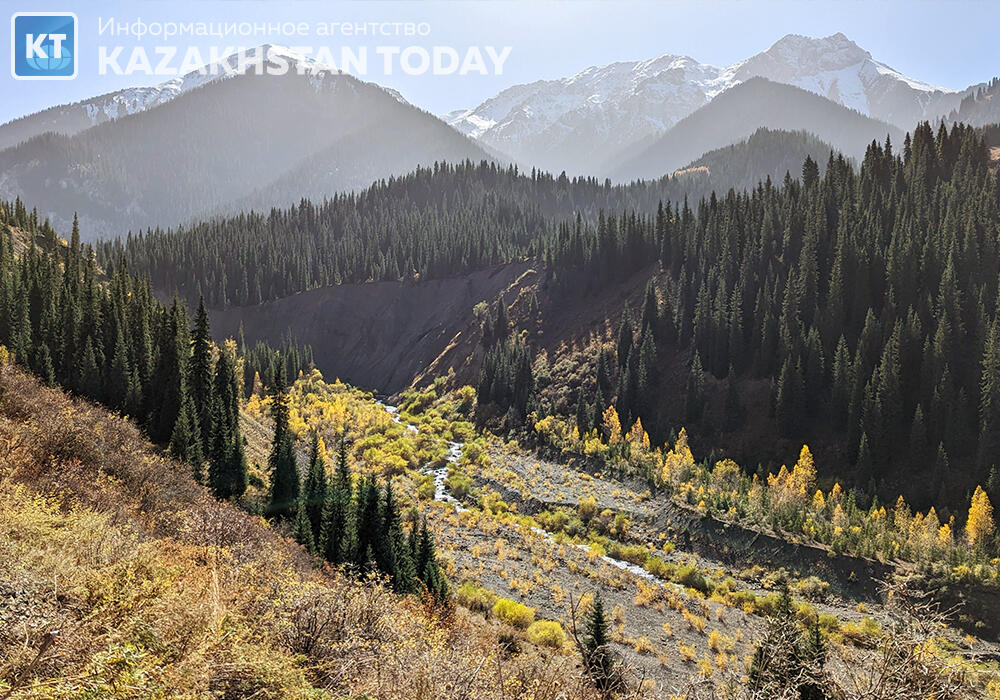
[150,300,189,444]
[416,516,449,603]
[354,474,380,571]
[190,297,215,445]
[322,437,356,564]
[293,495,316,554]
[208,342,246,500]
[376,481,416,593]
[303,433,328,544]
[583,593,618,693]
[267,361,299,520]
[170,393,203,477]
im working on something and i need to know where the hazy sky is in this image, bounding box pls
[2,0,998,125]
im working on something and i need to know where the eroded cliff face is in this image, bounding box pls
[209,262,540,393]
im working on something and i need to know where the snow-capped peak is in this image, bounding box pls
[446,32,964,175]
[81,44,352,126]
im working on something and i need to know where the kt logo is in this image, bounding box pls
[11,12,77,80]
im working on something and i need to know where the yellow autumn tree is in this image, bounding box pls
[937,521,953,547]
[966,485,996,549]
[602,405,622,445]
[812,489,826,511]
[661,428,695,484]
[627,418,650,449]
[830,482,843,502]
[790,445,817,495]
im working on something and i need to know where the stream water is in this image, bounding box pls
[379,401,467,512]
[378,401,668,585]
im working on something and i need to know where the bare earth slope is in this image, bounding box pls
[209,262,538,393]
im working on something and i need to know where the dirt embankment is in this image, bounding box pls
[210,254,666,396]
[210,262,539,393]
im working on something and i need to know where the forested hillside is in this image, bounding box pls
[607,78,901,181]
[684,128,840,189]
[100,129,839,308]
[949,77,1000,127]
[103,121,1000,507]
[529,122,1000,506]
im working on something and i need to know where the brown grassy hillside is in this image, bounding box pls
[0,359,601,699]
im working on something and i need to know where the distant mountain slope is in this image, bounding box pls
[0,45,343,151]
[728,33,963,128]
[447,53,730,175]
[448,33,964,177]
[947,77,1000,127]
[610,78,900,181]
[0,48,490,239]
[103,146,858,309]
[680,127,840,188]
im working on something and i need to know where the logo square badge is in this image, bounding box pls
[11,12,77,80]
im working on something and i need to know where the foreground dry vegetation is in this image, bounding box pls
[3,356,1000,698]
[0,363,601,699]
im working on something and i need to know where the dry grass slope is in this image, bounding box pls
[0,363,602,699]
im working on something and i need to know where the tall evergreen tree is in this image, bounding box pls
[354,474,381,571]
[415,516,449,603]
[303,433,328,545]
[375,481,417,593]
[267,361,299,520]
[583,593,618,694]
[322,437,356,564]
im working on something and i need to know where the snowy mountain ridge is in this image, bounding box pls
[447,32,967,176]
[80,44,342,123]
[0,45,406,151]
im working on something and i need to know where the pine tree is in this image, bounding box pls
[190,297,215,445]
[802,155,820,190]
[354,474,380,571]
[33,342,55,387]
[582,593,618,693]
[293,495,316,554]
[375,481,416,593]
[77,336,102,401]
[150,300,190,444]
[322,437,356,564]
[106,329,130,412]
[685,350,705,423]
[169,393,203,477]
[209,342,246,500]
[415,516,449,603]
[980,318,1000,471]
[303,433,328,545]
[267,361,299,520]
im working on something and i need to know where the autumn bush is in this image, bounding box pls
[492,597,536,629]
[455,580,497,615]
[527,620,567,649]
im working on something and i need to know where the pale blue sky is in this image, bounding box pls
[2,0,998,125]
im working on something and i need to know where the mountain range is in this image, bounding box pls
[0,35,994,238]
[609,78,902,181]
[448,32,974,176]
[0,45,489,238]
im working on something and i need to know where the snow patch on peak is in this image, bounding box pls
[76,44,351,128]
[445,32,966,177]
